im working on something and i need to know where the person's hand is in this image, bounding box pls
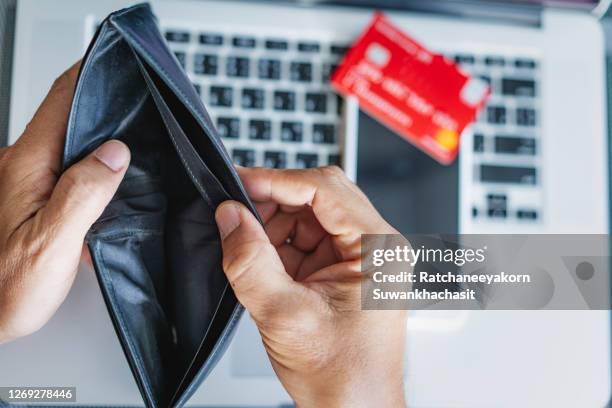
[215,166,407,408]
[0,62,131,344]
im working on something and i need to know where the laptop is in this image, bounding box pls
[1,0,610,406]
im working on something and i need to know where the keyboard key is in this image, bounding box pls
[199,33,223,46]
[265,39,288,50]
[487,106,506,124]
[312,123,335,144]
[501,78,536,97]
[232,36,256,48]
[485,56,505,66]
[281,121,303,142]
[209,86,233,107]
[495,136,536,155]
[241,88,265,110]
[249,119,271,140]
[322,63,339,83]
[258,59,281,80]
[305,93,327,113]
[514,59,537,69]
[217,117,240,139]
[473,133,485,152]
[174,51,186,69]
[296,153,319,168]
[487,193,507,213]
[516,108,537,127]
[328,154,341,166]
[290,62,313,82]
[264,151,287,169]
[454,54,475,65]
[194,54,218,75]
[480,165,536,185]
[298,42,320,52]
[517,209,538,220]
[274,91,296,111]
[330,44,350,55]
[487,208,507,218]
[226,56,250,78]
[165,30,190,43]
[232,149,256,167]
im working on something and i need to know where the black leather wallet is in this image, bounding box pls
[62,4,258,407]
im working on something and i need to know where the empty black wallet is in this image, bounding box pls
[61,4,259,407]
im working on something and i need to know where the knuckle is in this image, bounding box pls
[51,68,75,92]
[223,239,268,287]
[0,145,15,165]
[0,147,11,175]
[60,169,99,204]
[317,165,345,181]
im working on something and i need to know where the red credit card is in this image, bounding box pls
[332,13,490,164]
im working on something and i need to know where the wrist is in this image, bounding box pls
[290,370,406,408]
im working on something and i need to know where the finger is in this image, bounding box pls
[14,60,82,176]
[237,166,392,238]
[33,140,130,244]
[306,258,362,285]
[306,262,363,311]
[265,208,327,252]
[254,200,278,223]
[264,211,296,247]
[291,208,327,251]
[276,244,305,279]
[215,200,301,320]
[294,236,340,281]
[80,243,93,268]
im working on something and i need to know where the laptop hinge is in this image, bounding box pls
[298,0,543,27]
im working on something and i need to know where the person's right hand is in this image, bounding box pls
[214,166,407,408]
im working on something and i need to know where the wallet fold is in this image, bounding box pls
[62,3,259,407]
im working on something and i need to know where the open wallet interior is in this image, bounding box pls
[61,4,259,407]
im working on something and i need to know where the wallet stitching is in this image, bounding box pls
[175,301,243,406]
[173,283,230,402]
[94,240,156,403]
[94,229,163,240]
[166,128,216,212]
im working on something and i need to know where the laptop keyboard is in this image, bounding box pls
[91,20,542,225]
[451,52,542,223]
[164,28,345,169]
[167,28,542,223]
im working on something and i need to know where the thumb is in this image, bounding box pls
[39,140,130,242]
[215,201,298,320]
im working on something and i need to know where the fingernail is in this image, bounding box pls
[216,202,241,240]
[95,140,130,172]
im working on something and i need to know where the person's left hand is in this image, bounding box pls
[0,62,131,344]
